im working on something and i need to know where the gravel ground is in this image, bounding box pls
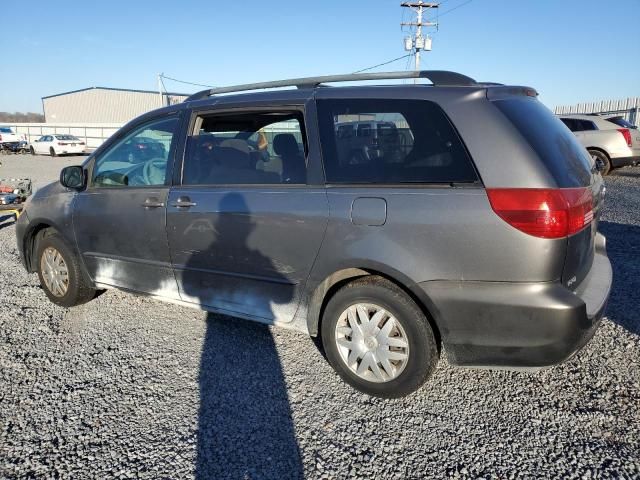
[1,155,639,479]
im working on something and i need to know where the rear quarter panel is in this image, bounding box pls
[310,186,566,286]
[581,129,632,159]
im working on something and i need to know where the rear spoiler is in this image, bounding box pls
[486,86,539,101]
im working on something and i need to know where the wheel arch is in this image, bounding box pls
[586,146,610,159]
[22,221,75,273]
[22,222,56,272]
[306,266,443,350]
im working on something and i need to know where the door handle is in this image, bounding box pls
[170,197,197,208]
[142,198,165,208]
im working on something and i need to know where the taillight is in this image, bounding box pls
[617,128,632,147]
[486,188,593,239]
[0,134,3,141]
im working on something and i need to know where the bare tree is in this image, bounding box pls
[0,112,45,123]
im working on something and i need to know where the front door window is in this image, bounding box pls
[92,117,178,187]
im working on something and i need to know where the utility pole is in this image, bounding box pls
[401,2,438,80]
[157,73,170,106]
[157,73,164,106]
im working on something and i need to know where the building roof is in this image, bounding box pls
[42,86,189,100]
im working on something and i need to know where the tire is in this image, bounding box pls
[49,147,57,157]
[29,146,35,155]
[36,230,95,307]
[589,149,611,176]
[320,276,438,398]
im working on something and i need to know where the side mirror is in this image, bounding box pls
[60,165,86,190]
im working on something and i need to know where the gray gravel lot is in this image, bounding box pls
[1,155,639,479]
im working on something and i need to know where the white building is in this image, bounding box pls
[42,87,189,124]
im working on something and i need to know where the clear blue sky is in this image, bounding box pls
[2,0,638,113]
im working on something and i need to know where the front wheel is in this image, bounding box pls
[36,230,96,307]
[321,276,439,398]
[589,149,611,176]
[29,146,35,155]
[49,147,57,157]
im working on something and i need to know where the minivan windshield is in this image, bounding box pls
[493,98,593,187]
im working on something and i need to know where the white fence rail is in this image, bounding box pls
[554,97,640,127]
[5,123,124,149]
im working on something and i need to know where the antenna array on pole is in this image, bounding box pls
[401,1,438,78]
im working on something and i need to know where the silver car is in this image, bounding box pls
[601,114,640,161]
[558,114,639,174]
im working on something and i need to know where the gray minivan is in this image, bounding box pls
[15,71,612,397]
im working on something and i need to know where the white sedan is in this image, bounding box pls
[30,134,86,156]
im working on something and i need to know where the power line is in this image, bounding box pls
[437,0,474,19]
[352,53,412,74]
[159,74,215,89]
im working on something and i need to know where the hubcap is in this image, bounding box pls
[334,303,410,383]
[40,247,69,297]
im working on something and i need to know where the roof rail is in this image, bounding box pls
[185,70,477,101]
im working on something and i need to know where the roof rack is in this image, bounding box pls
[185,70,477,101]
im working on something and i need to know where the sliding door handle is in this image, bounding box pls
[142,198,165,208]
[170,197,197,208]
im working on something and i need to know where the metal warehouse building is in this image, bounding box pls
[42,87,188,123]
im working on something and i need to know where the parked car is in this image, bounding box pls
[15,70,612,398]
[0,126,23,154]
[30,134,86,157]
[119,136,168,164]
[558,114,638,174]
[335,120,409,165]
[599,115,640,163]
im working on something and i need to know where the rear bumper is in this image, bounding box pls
[611,155,640,168]
[418,233,612,369]
[58,148,86,155]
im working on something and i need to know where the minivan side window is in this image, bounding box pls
[316,99,478,184]
[182,111,307,185]
[560,118,579,131]
[92,117,178,187]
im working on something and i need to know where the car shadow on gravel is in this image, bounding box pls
[599,220,640,336]
[182,193,303,479]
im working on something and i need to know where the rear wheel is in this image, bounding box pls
[49,147,57,157]
[320,276,438,398]
[589,149,611,176]
[36,230,95,307]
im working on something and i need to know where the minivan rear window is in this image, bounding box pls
[317,99,478,184]
[494,98,593,187]
[606,116,637,129]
